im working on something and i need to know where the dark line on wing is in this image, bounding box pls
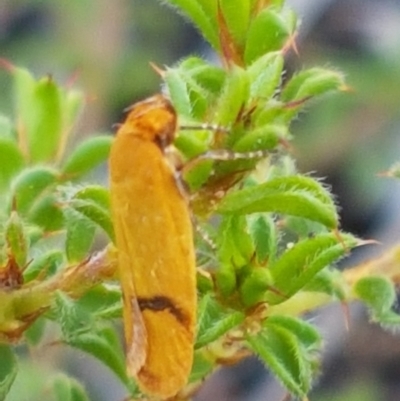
[138,295,190,327]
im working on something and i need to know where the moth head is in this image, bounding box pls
[122,94,177,148]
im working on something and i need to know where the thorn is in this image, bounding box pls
[216,1,243,67]
[283,31,300,57]
[284,96,312,109]
[149,62,165,78]
[278,137,294,153]
[66,68,81,88]
[11,196,17,212]
[357,238,381,247]
[333,227,348,253]
[0,58,15,72]
[341,301,351,331]
[279,392,293,401]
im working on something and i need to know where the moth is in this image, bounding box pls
[109,94,196,399]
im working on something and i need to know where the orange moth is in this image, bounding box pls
[109,94,196,398]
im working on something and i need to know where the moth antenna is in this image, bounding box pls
[194,222,217,252]
[182,148,270,176]
[180,123,230,134]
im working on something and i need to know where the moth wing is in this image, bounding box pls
[113,211,148,375]
[111,134,196,398]
[132,169,196,397]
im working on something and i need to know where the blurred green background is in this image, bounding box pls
[0,0,203,135]
[1,1,400,400]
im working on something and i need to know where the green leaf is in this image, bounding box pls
[165,68,192,118]
[232,124,285,153]
[182,157,215,191]
[67,327,129,386]
[4,211,28,267]
[63,89,85,132]
[54,293,129,386]
[11,167,64,232]
[78,285,122,319]
[188,89,209,120]
[196,294,244,349]
[166,0,219,50]
[175,128,211,159]
[283,215,329,239]
[354,276,396,313]
[73,185,111,210]
[24,317,47,346]
[64,208,96,263]
[175,58,225,118]
[0,344,18,401]
[28,76,62,162]
[11,66,84,165]
[281,68,346,103]
[217,215,254,266]
[51,374,90,401]
[265,315,321,350]
[13,65,36,135]
[244,7,297,64]
[61,135,113,179]
[29,195,65,231]
[214,66,249,126]
[12,167,58,215]
[189,352,214,383]
[218,175,338,228]
[23,250,64,282]
[69,186,114,241]
[266,233,357,304]
[179,57,225,95]
[1,361,47,400]
[304,268,347,300]
[247,52,284,100]
[250,0,284,9]
[69,197,114,241]
[373,310,400,327]
[25,225,44,246]
[196,270,214,294]
[54,292,92,337]
[251,99,287,127]
[248,213,277,264]
[239,267,273,307]
[219,0,250,47]
[247,326,304,395]
[13,69,61,163]
[214,262,237,298]
[246,317,318,396]
[0,137,25,191]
